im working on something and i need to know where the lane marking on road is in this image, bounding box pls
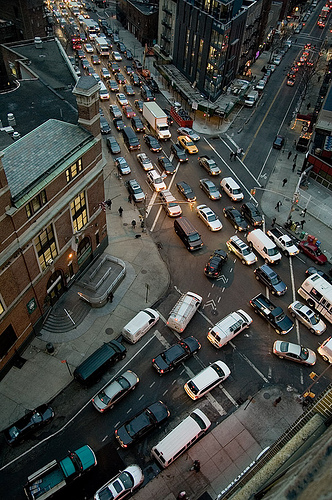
[231,342,270,383]
[218,136,260,185]
[289,257,301,344]
[204,138,255,196]
[102,435,108,442]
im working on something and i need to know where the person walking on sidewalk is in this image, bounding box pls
[300,219,306,230]
[292,162,296,173]
[293,153,298,162]
[189,460,201,472]
[300,208,307,217]
[118,206,123,217]
[275,201,282,211]
[128,193,132,204]
[106,199,112,210]
[230,151,234,160]
[271,217,276,227]
[287,151,292,160]
[282,178,288,187]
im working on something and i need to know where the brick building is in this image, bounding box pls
[0,76,107,376]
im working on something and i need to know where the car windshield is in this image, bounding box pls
[186,140,194,146]
[300,347,309,360]
[270,276,281,285]
[118,376,130,389]
[275,312,286,322]
[188,234,201,243]
[267,247,279,256]
[187,380,199,395]
[97,390,111,405]
[207,214,217,221]
[211,363,225,378]
[233,189,241,194]
[118,471,134,489]
[242,247,250,256]
[308,312,320,325]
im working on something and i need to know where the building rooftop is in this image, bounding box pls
[0,38,78,146]
[2,119,94,203]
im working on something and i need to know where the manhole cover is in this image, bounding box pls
[263,392,271,399]
[141,269,147,274]
[105,328,114,335]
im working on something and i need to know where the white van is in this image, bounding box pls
[247,229,282,264]
[220,177,244,201]
[122,308,159,344]
[317,337,332,363]
[151,409,211,468]
[167,292,202,333]
[207,310,253,349]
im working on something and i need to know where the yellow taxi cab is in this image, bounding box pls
[177,135,199,154]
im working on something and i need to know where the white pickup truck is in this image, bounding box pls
[267,227,299,257]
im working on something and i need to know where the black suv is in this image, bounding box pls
[241,202,263,227]
[204,249,228,278]
[254,264,287,295]
[158,155,176,175]
[176,181,196,201]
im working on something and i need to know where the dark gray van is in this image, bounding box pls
[174,217,203,251]
[74,340,126,385]
[122,126,141,151]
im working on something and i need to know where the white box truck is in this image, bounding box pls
[167,291,202,333]
[95,36,109,56]
[143,102,171,140]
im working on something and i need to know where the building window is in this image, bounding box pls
[26,190,47,218]
[66,159,82,183]
[34,224,58,270]
[71,191,87,233]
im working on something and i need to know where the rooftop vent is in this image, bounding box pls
[34,37,43,49]
[12,132,21,141]
[8,113,16,127]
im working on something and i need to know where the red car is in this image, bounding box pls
[299,241,327,265]
[123,105,136,119]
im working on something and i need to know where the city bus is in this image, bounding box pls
[298,274,332,323]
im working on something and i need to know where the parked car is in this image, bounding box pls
[171,143,188,162]
[143,134,162,152]
[199,178,221,200]
[288,301,326,335]
[196,204,222,231]
[136,153,153,171]
[4,404,54,445]
[223,206,249,231]
[92,371,139,412]
[298,240,327,264]
[226,235,257,265]
[254,264,287,295]
[204,249,228,278]
[115,401,170,447]
[94,465,144,500]
[106,136,121,154]
[273,341,316,365]
[152,337,201,374]
[273,135,284,149]
[157,155,176,175]
[125,49,133,60]
[125,179,145,202]
[177,127,200,141]
[115,156,131,175]
[176,181,196,201]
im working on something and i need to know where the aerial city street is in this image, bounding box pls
[0,0,331,499]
